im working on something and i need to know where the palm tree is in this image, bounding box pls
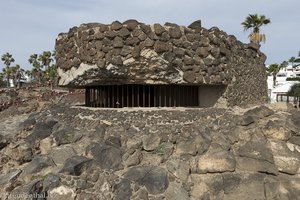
[38,51,53,71]
[11,64,25,88]
[25,70,32,81]
[44,64,57,89]
[241,14,271,44]
[289,57,296,67]
[2,67,13,87]
[289,52,300,69]
[10,66,17,87]
[0,72,6,87]
[267,64,281,88]
[1,52,15,67]
[295,52,300,67]
[1,52,15,87]
[280,61,288,72]
[288,83,300,107]
[29,54,42,85]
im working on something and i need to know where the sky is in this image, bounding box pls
[0,0,299,71]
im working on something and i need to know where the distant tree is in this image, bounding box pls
[288,83,300,97]
[25,70,32,80]
[1,52,15,87]
[294,52,300,67]
[29,54,43,85]
[267,63,281,88]
[0,72,6,87]
[44,64,57,89]
[1,52,15,67]
[289,57,296,68]
[288,83,300,106]
[38,51,52,71]
[241,14,271,44]
[2,66,14,88]
[280,61,289,71]
[28,51,57,88]
[10,64,25,88]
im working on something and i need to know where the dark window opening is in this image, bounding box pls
[85,84,200,108]
[85,84,226,108]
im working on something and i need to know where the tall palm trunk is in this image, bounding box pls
[6,76,9,88]
[273,74,276,88]
[17,74,21,88]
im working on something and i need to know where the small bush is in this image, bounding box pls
[286,77,300,81]
[0,80,7,88]
[287,83,300,97]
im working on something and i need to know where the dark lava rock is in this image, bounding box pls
[169,27,182,39]
[154,41,172,53]
[154,23,165,35]
[24,155,55,174]
[113,36,124,48]
[164,22,179,28]
[42,173,60,191]
[19,116,36,131]
[240,115,255,126]
[183,71,196,83]
[87,143,123,170]
[91,123,108,140]
[123,19,139,30]
[124,166,168,194]
[111,56,123,65]
[118,27,131,38]
[52,127,83,146]
[164,52,175,62]
[0,169,22,186]
[140,24,152,35]
[125,36,140,46]
[111,21,123,31]
[26,120,58,143]
[6,141,33,164]
[121,46,132,57]
[105,136,121,147]
[237,141,278,175]
[243,105,274,121]
[0,135,9,150]
[114,179,132,200]
[10,179,45,200]
[247,42,260,51]
[288,111,300,135]
[222,173,242,194]
[143,38,154,47]
[188,20,202,29]
[132,46,141,58]
[59,156,92,176]
[289,136,300,146]
[105,30,117,39]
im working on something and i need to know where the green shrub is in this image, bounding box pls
[288,83,300,97]
[286,77,300,81]
[0,79,6,87]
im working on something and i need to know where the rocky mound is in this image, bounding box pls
[0,100,300,199]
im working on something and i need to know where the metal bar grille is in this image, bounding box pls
[85,84,200,108]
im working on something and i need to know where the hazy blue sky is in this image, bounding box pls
[0,0,299,70]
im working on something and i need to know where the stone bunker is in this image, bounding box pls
[55,20,268,108]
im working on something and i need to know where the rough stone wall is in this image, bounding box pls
[2,102,300,199]
[55,20,268,107]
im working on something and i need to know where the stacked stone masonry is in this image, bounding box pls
[56,19,268,107]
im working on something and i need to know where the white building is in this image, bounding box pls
[267,65,300,103]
